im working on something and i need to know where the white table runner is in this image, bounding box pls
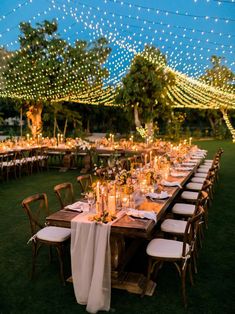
[71,211,124,313]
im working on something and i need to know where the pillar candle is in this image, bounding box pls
[145,154,148,165]
[96,182,100,214]
[108,195,116,215]
[150,151,152,164]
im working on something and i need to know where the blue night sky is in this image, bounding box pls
[0,0,234,85]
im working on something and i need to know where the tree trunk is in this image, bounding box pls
[145,121,154,139]
[63,118,68,137]
[20,108,23,138]
[208,116,216,136]
[53,114,57,138]
[134,103,141,128]
[26,102,43,138]
[86,119,90,134]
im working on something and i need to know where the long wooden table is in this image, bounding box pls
[46,165,198,295]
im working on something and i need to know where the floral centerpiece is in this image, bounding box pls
[115,169,132,186]
[75,138,91,150]
[88,211,116,224]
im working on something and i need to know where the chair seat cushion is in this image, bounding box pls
[161,219,187,234]
[172,203,196,215]
[203,161,213,165]
[181,191,199,200]
[186,182,203,191]
[146,238,190,259]
[197,168,209,173]
[195,172,207,178]
[191,177,205,183]
[199,166,210,170]
[37,226,71,242]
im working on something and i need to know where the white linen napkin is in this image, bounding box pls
[65,201,89,212]
[146,191,169,199]
[126,208,157,222]
[174,166,193,171]
[170,171,185,177]
[161,179,182,188]
[182,162,197,166]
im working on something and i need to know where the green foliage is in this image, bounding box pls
[115,46,175,125]
[165,111,186,140]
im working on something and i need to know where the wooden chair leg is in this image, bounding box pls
[49,246,53,263]
[181,265,187,308]
[192,251,198,274]
[56,245,66,286]
[31,242,37,279]
[188,260,194,286]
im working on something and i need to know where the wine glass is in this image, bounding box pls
[87,193,95,212]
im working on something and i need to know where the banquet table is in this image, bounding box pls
[46,163,198,297]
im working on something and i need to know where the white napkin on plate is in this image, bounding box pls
[182,162,197,166]
[146,191,169,200]
[171,172,185,177]
[65,201,89,212]
[126,208,157,222]
[175,166,193,171]
[161,180,182,188]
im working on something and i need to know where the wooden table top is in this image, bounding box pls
[46,165,197,239]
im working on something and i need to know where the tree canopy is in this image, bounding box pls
[1,20,111,137]
[3,20,111,102]
[115,46,175,126]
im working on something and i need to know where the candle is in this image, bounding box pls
[96,182,100,214]
[96,182,100,203]
[154,156,158,169]
[108,195,116,215]
[150,151,152,164]
[122,196,129,210]
[26,133,29,141]
[189,137,192,146]
[145,154,148,165]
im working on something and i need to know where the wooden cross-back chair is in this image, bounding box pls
[54,182,74,209]
[76,174,92,194]
[142,206,204,307]
[22,193,71,284]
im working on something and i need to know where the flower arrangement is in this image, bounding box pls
[76,138,91,150]
[115,169,132,186]
[88,211,116,224]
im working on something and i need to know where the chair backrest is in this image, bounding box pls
[54,182,74,209]
[95,167,109,180]
[22,193,49,235]
[76,174,92,193]
[131,162,143,170]
[118,158,128,170]
[189,205,204,246]
[182,205,204,258]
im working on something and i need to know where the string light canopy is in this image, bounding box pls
[0,0,234,108]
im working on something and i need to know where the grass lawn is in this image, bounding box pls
[0,140,235,314]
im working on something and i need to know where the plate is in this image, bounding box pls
[146,191,169,200]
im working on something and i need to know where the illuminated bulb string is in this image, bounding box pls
[103,0,235,23]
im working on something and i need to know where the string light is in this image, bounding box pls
[0,0,234,112]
